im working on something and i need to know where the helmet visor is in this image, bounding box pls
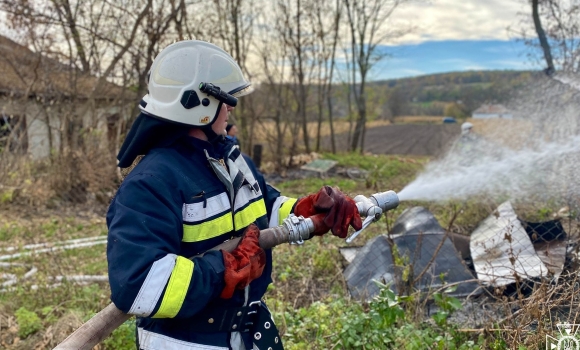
[230,84,254,98]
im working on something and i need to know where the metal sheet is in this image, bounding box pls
[339,246,361,264]
[470,201,549,286]
[343,207,479,300]
[343,235,396,300]
[534,241,567,278]
[300,159,337,173]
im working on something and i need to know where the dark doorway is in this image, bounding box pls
[0,114,28,153]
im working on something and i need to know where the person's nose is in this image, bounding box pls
[226,105,234,112]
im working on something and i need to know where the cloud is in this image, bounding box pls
[388,0,530,45]
[437,58,476,64]
[463,65,488,70]
[489,59,534,69]
[371,68,426,80]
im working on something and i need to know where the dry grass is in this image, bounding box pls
[0,150,118,211]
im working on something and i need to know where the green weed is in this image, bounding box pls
[15,307,42,338]
[102,318,136,350]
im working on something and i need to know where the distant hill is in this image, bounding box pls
[331,70,539,119]
[252,70,541,122]
[373,70,535,88]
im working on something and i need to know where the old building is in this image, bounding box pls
[471,104,513,119]
[0,35,132,159]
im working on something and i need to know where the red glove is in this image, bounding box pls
[220,224,266,299]
[294,186,362,238]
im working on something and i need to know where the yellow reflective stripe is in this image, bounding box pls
[152,256,193,318]
[234,199,267,230]
[182,213,234,242]
[279,198,297,225]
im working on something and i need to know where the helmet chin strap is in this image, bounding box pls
[200,102,225,145]
[201,125,224,145]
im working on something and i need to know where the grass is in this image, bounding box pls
[0,152,578,349]
[0,215,110,349]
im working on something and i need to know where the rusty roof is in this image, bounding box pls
[0,35,127,100]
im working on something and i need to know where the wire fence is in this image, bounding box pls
[341,199,580,344]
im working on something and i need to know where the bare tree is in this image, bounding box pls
[275,0,318,155]
[254,12,293,171]
[1,0,154,153]
[342,0,408,152]
[205,0,258,153]
[517,0,580,73]
[531,0,555,72]
[311,0,341,153]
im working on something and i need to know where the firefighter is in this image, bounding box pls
[226,123,240,147]
[107,40,362,350]
[461,122,473,136]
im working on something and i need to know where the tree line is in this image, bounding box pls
[0,0,572,171]
[0,0,414,171]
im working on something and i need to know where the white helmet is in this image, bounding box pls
[461,122,473,135]
[140,40,253,126]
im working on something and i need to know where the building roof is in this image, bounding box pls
[0,35,126,100]
[472,104,510,115]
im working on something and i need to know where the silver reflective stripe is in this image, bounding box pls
[232,151,257,185]
[182,193,231,223]
[205,149,234,207]
[138,327,228,350]
[268,196,290,228]
[226,148,261,192]
[230,332,246,350]
[128,254,176,317]
[233,185,262,212]
[226,148,242,182]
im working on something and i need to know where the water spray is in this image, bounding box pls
[397,134,580,203]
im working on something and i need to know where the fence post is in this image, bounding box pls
[252,143,263,169]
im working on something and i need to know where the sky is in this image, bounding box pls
[365,0,543,80]
[370,40,542,80]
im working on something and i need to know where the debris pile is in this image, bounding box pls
[341,202,572,302]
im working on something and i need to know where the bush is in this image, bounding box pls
[102,318,136,350]
[15,307,42,338]
[274,282,487,349]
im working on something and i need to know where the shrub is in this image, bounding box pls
[15,307,42,338]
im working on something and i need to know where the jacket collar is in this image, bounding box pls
[177,135,235,159]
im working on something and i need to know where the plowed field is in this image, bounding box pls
[321,123,461,157]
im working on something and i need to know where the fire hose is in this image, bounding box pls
[54,190,399,350]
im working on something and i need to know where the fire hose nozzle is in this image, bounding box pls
[370,190,400,213]
[282,190,400,246]
[347,190,400,244]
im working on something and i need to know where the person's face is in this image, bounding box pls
[212,103,234,136]
[228,125,239,137]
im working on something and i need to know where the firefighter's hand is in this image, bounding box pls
[220,224,266,299]
[294,186,362,238]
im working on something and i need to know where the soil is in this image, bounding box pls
[321,123,461,157]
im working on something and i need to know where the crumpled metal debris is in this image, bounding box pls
[342,207,479,300]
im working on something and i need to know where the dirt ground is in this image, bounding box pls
[320,124,461,157]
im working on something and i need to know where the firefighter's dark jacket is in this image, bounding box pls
[107,136,296,348]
